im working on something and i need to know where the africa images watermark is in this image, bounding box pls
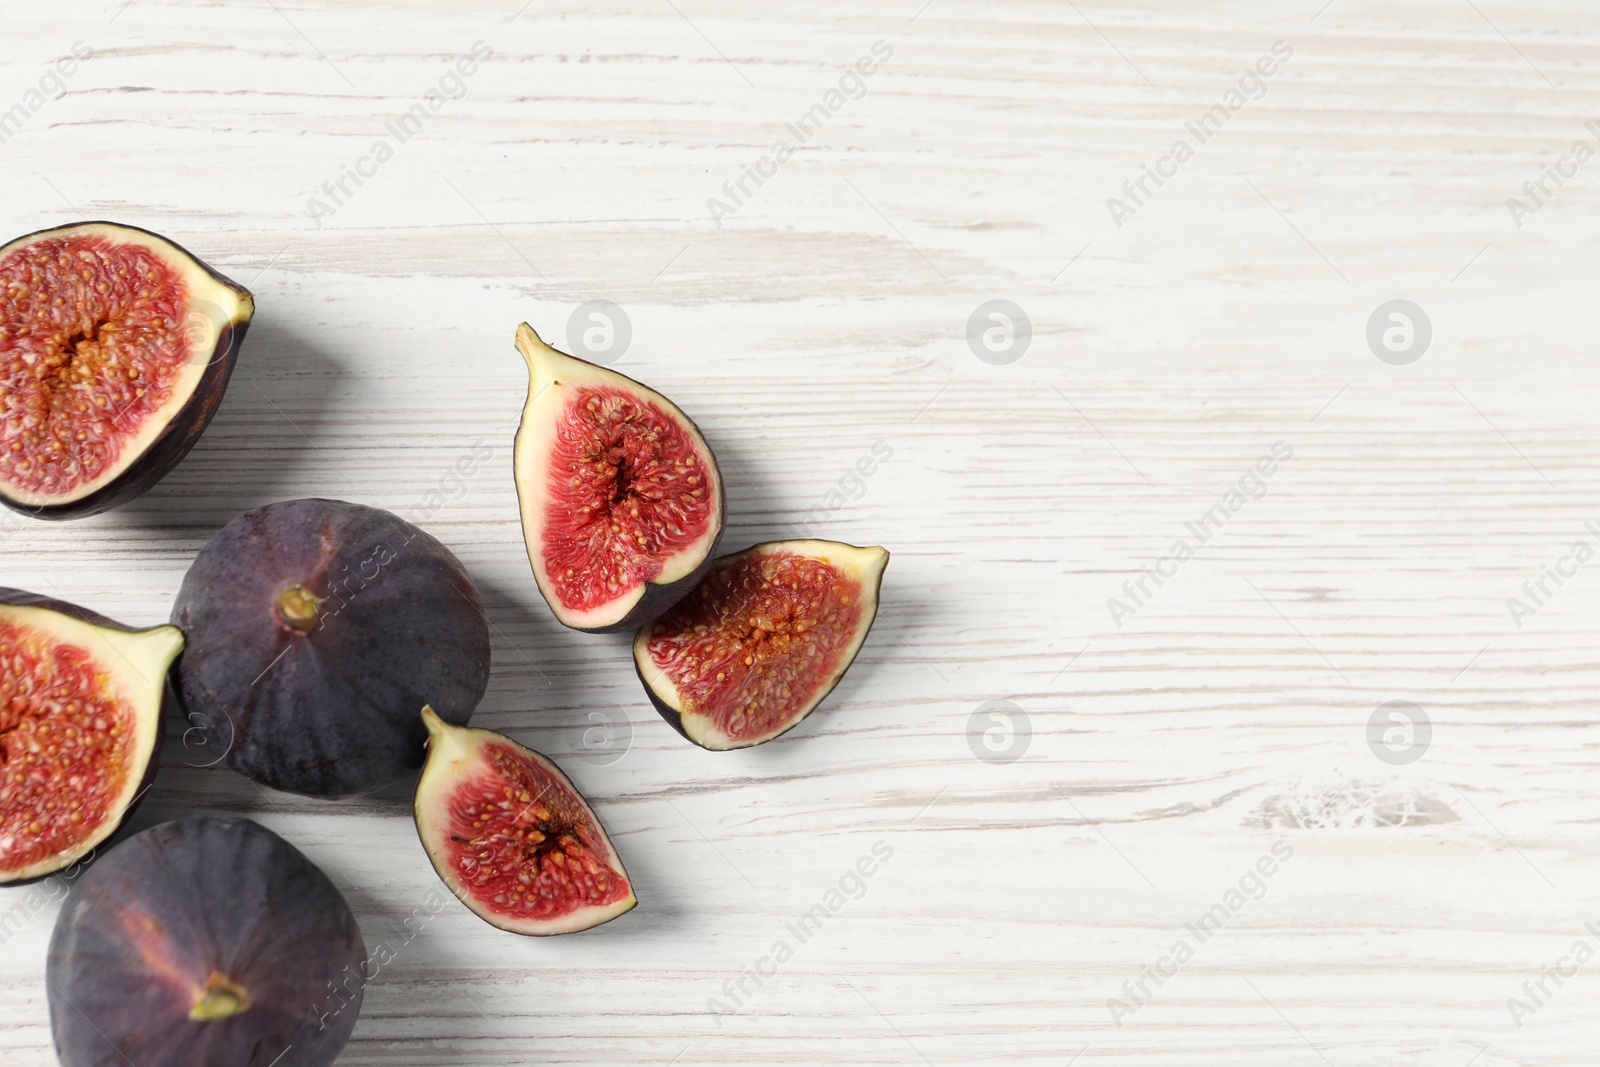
[1504,520,1600,628]
[706,840,894,1026]
[706,40,894,228]
[307,41,493,228]
[397,439,495,529]
[311,888,451,1031]
[1107,40,1294,228]
[1107,840,1294,1027]
[794,439,894,538]
[1107,441,1294,628]
[1505,121,1600,230]
[967,699,1031,765]
[0,41,94,147]
[0,847,98,945]
[1506,918,1600,1029]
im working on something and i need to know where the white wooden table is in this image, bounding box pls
[3,2,1598,1064]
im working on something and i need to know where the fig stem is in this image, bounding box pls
[273,585,323,634]
[189,973,251,1021]
[421,705,445,735]
[514,322,555,367]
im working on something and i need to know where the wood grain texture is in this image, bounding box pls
[2,1,1598,1064]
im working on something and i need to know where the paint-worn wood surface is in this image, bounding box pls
[1,1,1597,1064]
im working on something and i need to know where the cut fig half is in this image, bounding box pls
[414,707,636,935]
[634,540,888,751]
[0,589,184,885]
[0,221,253,519]
[512,322,724,633]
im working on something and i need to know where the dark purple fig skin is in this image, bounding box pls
[171,498,491,797]
[0,588,173,887]
[48,816,365,1067]
[638,671,692,747]
[0,221,253,521]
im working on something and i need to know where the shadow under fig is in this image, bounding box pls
[697,431,791,550]
[465,574,634,732]
[102,318,353,538]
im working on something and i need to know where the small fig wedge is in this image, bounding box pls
[512,322,724,633]
[0,221,253,518]
[48,816,366,1067]
[634,540,888,750]
[0,589,183,885]
[415,706,636,935]
[172,498,491,797]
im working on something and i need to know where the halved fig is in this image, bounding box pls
[0,588,183,885]
[415,706,636,935]
[633,540,888,750]
[512,322,724,633]
[171,498,491,797]
[0,221,253,519]
[48,816,366,1067]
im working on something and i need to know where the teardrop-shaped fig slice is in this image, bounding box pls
[633,540,888,751]
[47,816,366,1067]
[512,323,724,633]
[0,221,253,519]
[415,707,636,935]
[171,498,491,797]
[0,589,184,885]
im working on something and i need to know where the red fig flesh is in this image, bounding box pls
[415,707,636,935]
[634,540,888,750]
